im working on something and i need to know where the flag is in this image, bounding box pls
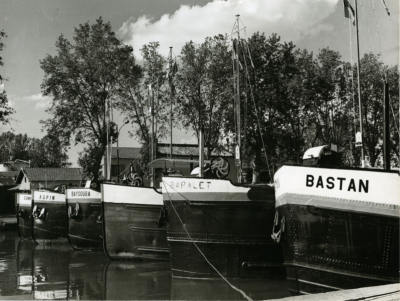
[343,0,355,26]
[381,0,390,16]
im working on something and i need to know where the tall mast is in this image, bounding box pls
[169,47,173,160]
[235,14,242,182]
[149,84,155,186]
[355,0,365,167]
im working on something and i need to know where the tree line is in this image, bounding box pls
[1,18,398,180]
[0,132,69,168]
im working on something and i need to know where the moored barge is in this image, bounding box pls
[32,190,67,242]
[66,187,103,250]
[16,193,33,239]
[101,183,169,260]
[274,152,400,295]
[162,176,285,279]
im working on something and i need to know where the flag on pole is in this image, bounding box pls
[343,0,355,26]
[380,0,390,16]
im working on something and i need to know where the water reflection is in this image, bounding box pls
[0,231,290,300]
[171,278,289,300]
[68,250,108,300]
[105,261,171,300]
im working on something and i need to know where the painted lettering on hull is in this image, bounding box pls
[71,191,91,197]
[38,194,56,200]
[169,181,212,190]
[306,175,369,193]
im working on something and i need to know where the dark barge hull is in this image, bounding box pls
[32,191,67,243]
[274,165,400,295]
[16,193,33,239]
[66,188,103,250]
[162,177,285,279]
[101,183,169,260]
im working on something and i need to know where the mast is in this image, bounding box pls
[149,84,155,186]
[235,14,242,183]
[355,0,365,168]
[168,47,173,161]
[106,98,111,181]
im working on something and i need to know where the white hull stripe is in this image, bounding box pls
[33,191,65,203]
[102,184,163,205]
[164,192,257,202]
[17,194,32,205]
[162,177,251,194]
[66,189,101,199]
[66,198,101,204]
[277,193,399,218]
[274,165,399,207]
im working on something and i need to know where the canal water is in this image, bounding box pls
[0,231,290,300]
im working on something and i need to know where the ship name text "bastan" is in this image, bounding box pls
[306,175,369,193]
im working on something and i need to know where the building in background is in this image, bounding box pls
[13,167,83,191]
[103,145,237,185]
[103,147,142,183]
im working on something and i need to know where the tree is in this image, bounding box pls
[40,18,141,181]
[352,53,399,167]
[115,41,170,173]
[0,30,15,125]
[0,131,70,167]
[175,35,232,158]
[29,135,70,167]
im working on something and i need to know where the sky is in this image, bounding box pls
[0,0,398,166]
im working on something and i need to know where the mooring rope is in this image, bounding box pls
[161,180,263,245]
[162,181,253,301]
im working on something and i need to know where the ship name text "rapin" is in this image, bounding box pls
[170,181,212,190]
[72,191,91,197]
[306,175,369,193]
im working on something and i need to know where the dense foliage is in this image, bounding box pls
[40,18,141,180]
[40,18,399,178]
[0,131,70,167]
[0,30,15,126]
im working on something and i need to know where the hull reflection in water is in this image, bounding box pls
[68,250,109,299]
[162,177,285,279]
[102,183,169,260]
[16,241,36,295]
[66,188,103,250]
[16,193,33,240]
[105,261,171,300]
[171,277,290,300]
[32,191,67,243]
[32,240,72,299]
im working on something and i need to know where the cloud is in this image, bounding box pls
[118,0,339,58]
[23,93,52,109]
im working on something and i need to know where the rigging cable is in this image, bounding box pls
[162,181,253,301]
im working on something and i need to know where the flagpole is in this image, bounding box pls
[355,0,365,168]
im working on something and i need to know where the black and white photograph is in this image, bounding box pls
[0,0,398,300]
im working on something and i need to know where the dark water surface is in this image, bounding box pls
[0,231,290,300]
